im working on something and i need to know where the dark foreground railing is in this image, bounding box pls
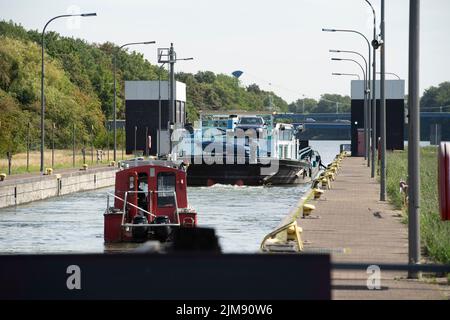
[0,253,331,300]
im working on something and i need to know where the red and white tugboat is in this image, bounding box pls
[104,159,197,243]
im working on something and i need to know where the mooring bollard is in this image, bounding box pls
[313,188,324,199]
[302,203,316,218]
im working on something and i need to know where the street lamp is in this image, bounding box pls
[377,72,401,80]
[113,41,155,162]
[331,57,368,142]
[364,0,379,178]
[330,49,369,160]
[331,58,366,83]
[330,50,368,81]
[332,72,360,80]
[323,27,372,168]
[40,13,96,173]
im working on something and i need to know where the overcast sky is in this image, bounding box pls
[1,0,449,103]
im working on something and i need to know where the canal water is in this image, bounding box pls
[0,140,347,254]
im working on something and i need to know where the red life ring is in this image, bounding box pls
[438,142,450,221]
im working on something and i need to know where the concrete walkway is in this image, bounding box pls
[298,156,449,300]
[0,164,113,182]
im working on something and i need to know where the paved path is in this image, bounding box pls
[1,164,113,182]
[298,156,449,300]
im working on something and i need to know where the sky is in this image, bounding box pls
[1,0,449,103]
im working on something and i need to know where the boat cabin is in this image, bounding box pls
[104,161,197,243]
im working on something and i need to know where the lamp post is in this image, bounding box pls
[330,49,369,160]
[377,72,401,80]
[332,72,360,80]
[40,13,96,173]
[364,0,378,178]
[380,0,387,201]
[158,62,167,156]
[322,28,372,168]
[157,56,193,157]
[331,58,367,148]
[408,0,421,279]
[301,94,306,114]
[113,40,155,162]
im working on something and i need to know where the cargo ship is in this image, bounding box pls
[177,114,321,186]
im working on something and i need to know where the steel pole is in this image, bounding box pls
[113,54,117,162]
[158,67,161,156]
[370,7,377,178]
[27,122,30,172]
[408,0,421,279]
[72,123,75,167]
[40,14,96,173]
[169,43,175,123]
[134,126,137,158]
[367,43,372,168]
[40,28,45,173]
[169,43,176,156]
[51,123,55,168]
[380,0,387,201]
[158,63,166,156]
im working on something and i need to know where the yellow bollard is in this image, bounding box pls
[312,188,324,199]
[326,171,335,181]
[302,203,316,217]
[321,177,330,189]
[312,179,320,189]
[260,220,304,252]
[0,173,6,181]
[109,161,116,167]
[81,164,88,171]
[45,168,53,175]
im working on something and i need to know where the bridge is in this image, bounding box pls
[275,112,450,141]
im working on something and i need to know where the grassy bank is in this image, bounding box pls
[386,147,450,264]
[0,149,129,175]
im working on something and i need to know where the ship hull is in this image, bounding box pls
[186,157,318,186]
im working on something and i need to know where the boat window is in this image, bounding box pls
[129,175,135,190]
[157,172,176,207]
[137,173,149,211]
[239,117,263,125]
[280,129,292,141]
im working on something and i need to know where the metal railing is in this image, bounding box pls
[332,262,450,273]
[106,190,182,228]
[299,146,313,160]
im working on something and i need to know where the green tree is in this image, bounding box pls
[421,82,450,112]
[316,94,351,113]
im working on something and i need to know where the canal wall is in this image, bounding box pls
[0,167,117,208]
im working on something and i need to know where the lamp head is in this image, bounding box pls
[372,38,383,49]
[81,13,97,17]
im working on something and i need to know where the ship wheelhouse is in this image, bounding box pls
[104,161,197,243]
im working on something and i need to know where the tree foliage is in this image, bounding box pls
[7,19,438,156]
[287,94,350,114]
[420,82,450,112]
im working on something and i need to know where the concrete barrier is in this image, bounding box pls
[0,167,117,208]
